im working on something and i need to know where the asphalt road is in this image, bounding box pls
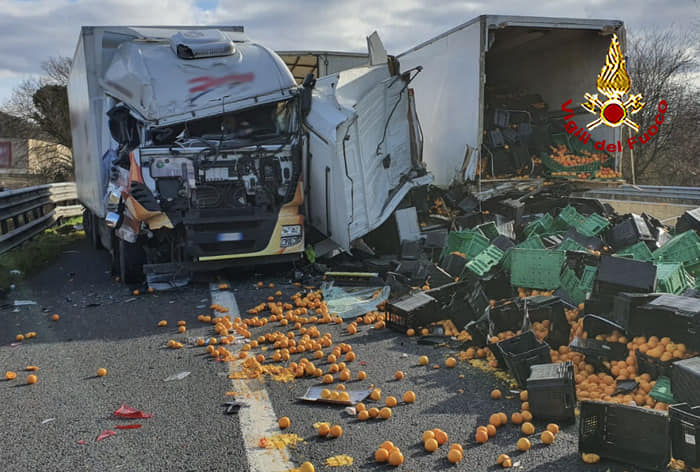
[0,238,642,471]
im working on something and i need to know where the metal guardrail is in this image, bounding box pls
[0,182,83,254]
[582,185,700,206]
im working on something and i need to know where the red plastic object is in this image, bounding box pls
[77,440,86,445]
[113,404,153,419]
[115,424,142,430]
[96,430,116,442]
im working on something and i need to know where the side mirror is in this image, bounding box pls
[300,73,316,117]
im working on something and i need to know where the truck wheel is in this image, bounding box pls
[83,210,102,249]
[119,239,145,284]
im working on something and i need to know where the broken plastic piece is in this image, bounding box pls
[113,404,153,419]
[115,424,142,430]
[96,430,117,442]
[77,440,86,445]
[164,371,190,382]
[41,418,55,424]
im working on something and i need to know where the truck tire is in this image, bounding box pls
[119,239,145,284]
[83,210,102,249]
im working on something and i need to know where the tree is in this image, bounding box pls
[622,29,700,185]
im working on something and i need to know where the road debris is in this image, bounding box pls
[96,430,117,442]
[163,371,190,382]
[113,404,153,419]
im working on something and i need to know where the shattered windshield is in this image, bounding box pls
[148,99,297,146]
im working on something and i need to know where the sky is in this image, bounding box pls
[0,0,698,105]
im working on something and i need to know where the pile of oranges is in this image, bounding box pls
[594,167,622,179]
[374,440,405,466]
[549,145,608,167]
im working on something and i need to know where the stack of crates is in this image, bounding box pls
[526,361,577,423]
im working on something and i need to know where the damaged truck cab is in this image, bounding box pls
[69,26,428,284]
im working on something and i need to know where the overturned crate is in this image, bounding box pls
[386,292,440,332]
[527,361,577,423]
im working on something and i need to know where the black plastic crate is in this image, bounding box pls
[670,403,700,467]
[526,361,577,423]
[672,356,700,406]
[525,296,571,348]
[608,214,655,250]
[425,280,486,329]
[611,292,660,331]
[579,401,671,472]
[595,255,657,294]
[630,295,700,349]
[498,330,552,387]
[564,227,604,251]
[465,316,489,348]
[636,349,674,380]
[441,253,467,277]
[570,337,628,362]
[676,207,700,234]
[487,298,528,337]
[385,292,439,331]
[582,314,627,338]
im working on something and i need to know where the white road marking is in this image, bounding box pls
[210,283,294,472]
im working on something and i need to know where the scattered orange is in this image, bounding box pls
[419,355,429,365]
[394,370,405,380]
[388,450,404,466]
[450,443,464,453]
[178,326,186,333]
[424,438,439,452]
[521,401,530,411]
[445,357,457,368]
[497,412,508,425]
[318,424,330,436]
[26,374,38,384]
[497,453,510,465]
[546,423,560,435]
[330,425,343,437]
[520,390,528,401]
[51,314,60,321]
[491,389,502,399]
[541,430,555,444]
[299,462,314,472]
[521,422,535,435]
[278,417,290,429]
[358,410,370,421]
[357,370,367,380]
[581,453,600,464]
[489,413,502,427]
[322,374,334,384]
[486,424,497,437]
[403,391,416,403]
[97,368,107,377]
[132,290,139,296]
[370,388,381,401]
[5,371,17,380]
[375,447,390,462]
[15,334,24,342]
[421,328,430,336]
[368,407,380,418]
[503,457,513,468]
[475,429,489,443]
[434,429,448,445]
[521,410,533,422]
[447,448,463,463]
[379,407,392,419]
[406,329,415,336]
[511,412,523,425]
[386,396,398,408]
[517,437,531,451]
[422,430,435,442]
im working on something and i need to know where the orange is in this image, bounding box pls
[434,429,448,445]
[422,430,435,442]
[511,412,523,425]
[299,462,314,472]
[521,410,533,422]
[502,457,513,467]
[178,326,186,333]
[322,374,334,384]
[546,423,559,435]
[345,352,356,362]
[521,422,535,435]
[394,370,405,380]
[419,355,429,365]
[339,392,350,402]
[497,412,508,425]
[15,334,24,342]
[491,389,502,399]
[97,368,107,377]
[541,430,555,444]
[486,424,497,437]
[380,440,394,451]
[520,390,528,401]
[521,401,529,411]
[424,438,439,452]
[278,417,290,429]
[196,338,205,346]
[356,402,366,412]
[339,370,351,382]
[25,366,39,371]
[433,364,440,369]
[388,450,404,466]
[403,391,416,403]
[489,413,502,427]
[330,425,343,437]
[148,287,154,293]
[517,437,531,451]
[406,329,415,336]
[445,357,457,368]
[497,453,510,465]
[50,313,60,321]
[358,410,370,421]
[386,396,398,408]
[133,289,139,296]
[447,448,462,463]
[379,407,392,419]
[357,371,367,380]
[450,443,464,453]
[370,389,381,401]
[375,447,390,462]
[581,453,600,464]
[5,371,17,380]
[318,423,330,436]
[421,328,430,336]
[26,374,38,384]
[368,407,380,418]
[475,429,488,443]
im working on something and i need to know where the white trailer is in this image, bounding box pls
[398,15,625,187]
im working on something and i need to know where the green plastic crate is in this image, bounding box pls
[580,265,598,292]
[465,245,505,277]
[615,241,654,262]
[559,266,596,305]
[524,213,555,238]
[441,230,490,260]
[655,262,694,295]
[649,376,675,404]
[554,205,585,231]
[653,230,700,276]
[502,236,545,272]
[510,248,565,290]
[577,213,611,237]
[475,222,499,241]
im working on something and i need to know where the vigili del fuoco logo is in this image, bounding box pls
[560,34,667,153]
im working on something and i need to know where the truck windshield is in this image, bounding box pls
[148,99,297,146]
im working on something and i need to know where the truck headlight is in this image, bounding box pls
[281,225,302,237]
[280,236,303,247]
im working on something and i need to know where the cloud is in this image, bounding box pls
[0,0,697,104]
